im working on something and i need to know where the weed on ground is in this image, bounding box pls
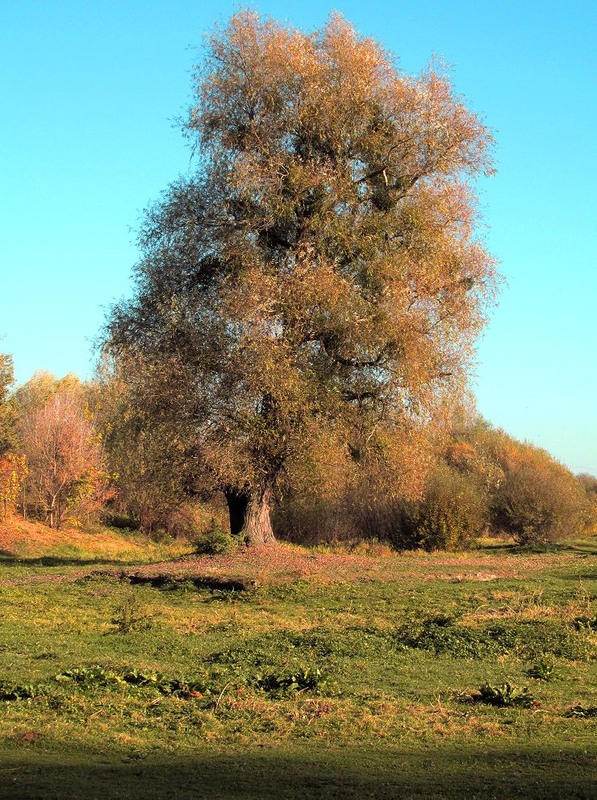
[0,531,595,798]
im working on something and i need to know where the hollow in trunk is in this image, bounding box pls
[224,486,276,546]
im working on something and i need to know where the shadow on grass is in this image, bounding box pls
[0,743,595,800]
[512,542,597,557]
[476,537,597,558]
[0,555,160,568]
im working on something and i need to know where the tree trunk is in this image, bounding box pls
[224,486,276,546]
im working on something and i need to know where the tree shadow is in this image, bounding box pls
[548,539,597,556]
[127,573,253,592]
[476,538,597,557]
[0,555,159,568]
[474,541,516,555]
[0,743,594,800]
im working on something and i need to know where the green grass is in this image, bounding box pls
[0,532,595,799]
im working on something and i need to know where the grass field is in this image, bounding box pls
[0,518,595,799]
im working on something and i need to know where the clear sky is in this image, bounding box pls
[0,1,595,474]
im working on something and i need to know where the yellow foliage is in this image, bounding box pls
[0,453,27,520]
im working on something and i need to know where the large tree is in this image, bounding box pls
[105,12,498,545]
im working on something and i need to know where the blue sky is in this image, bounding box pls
[0,1,595,474]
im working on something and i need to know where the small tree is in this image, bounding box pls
[475,430,586,546]
[577,473,597,530]
[17,379,106,528]
[103,399,190,533]
[0,354,16,457]
[105,12,497,545]
[92,364,194,533]
[436,415,587,546]
[492,456,587,545]
[386,462,488,551]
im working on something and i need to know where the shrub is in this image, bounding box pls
[273,493,353,545]
[416,465,488,550]
[384,464,488,551]
[491,457,586,545]
[165,499,228,539]
[577,473,597,530]
[193,518,234,555]
[577,473,597,497]
[102,511,140,531]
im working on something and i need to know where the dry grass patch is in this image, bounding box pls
[0,515,190,573]
[117,539,594,590]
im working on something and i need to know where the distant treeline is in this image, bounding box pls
[1,354,595,549]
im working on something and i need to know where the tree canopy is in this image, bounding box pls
[105,12,498,545]
[14,373,107,529]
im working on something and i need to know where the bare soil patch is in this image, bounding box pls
[106,542,583,588]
